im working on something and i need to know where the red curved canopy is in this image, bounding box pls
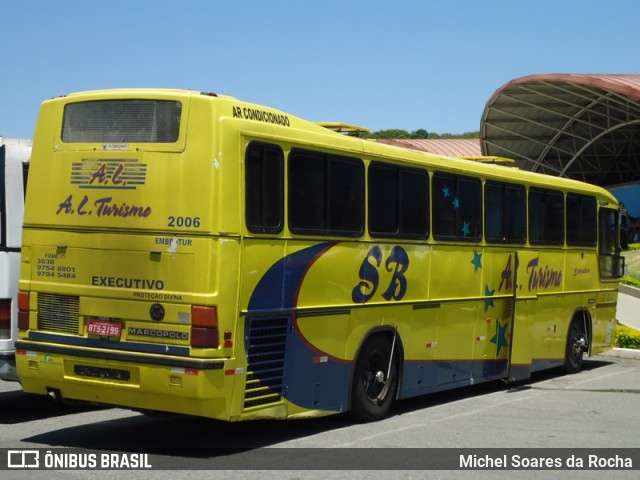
[481,74,640,186]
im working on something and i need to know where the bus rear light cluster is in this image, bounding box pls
[17,291,30,331]
[0,299,11,339]
[191,305,219,348]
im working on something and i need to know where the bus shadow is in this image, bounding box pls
[21,358,615,457]
[23,411,351,451]
[0,388,103,424]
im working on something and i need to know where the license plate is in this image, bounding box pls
[87,319,122,338]
[74,365,130,381]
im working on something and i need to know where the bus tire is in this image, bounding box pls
[350,335,397,422]
[564,317,587,374]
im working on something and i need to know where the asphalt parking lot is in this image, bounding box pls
[1,351,639,479]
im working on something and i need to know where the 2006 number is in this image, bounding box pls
[168,216,201,228]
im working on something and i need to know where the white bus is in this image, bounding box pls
[0,137,30,381]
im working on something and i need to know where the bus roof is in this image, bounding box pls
[44,88,618,206]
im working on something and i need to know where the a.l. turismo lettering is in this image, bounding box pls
[94,197,151,217]
[91,276,165,290]
[527,257,562,290]
[56,194,152,218]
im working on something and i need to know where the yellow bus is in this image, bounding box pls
[16,89,624,422]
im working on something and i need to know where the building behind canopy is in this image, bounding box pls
[375,138,481,157]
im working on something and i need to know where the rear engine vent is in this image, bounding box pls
[243,316,289,410]
[37,293,80,335]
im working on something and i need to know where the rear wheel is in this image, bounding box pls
[350,335,397,422]
[564,317,588,374]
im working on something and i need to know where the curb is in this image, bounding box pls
[619,283,640,299]
[599,348,640,360]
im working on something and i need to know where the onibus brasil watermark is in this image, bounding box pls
[6,450,151,470]
[2,448,637,470]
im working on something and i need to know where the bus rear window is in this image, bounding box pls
[62,100,182,143]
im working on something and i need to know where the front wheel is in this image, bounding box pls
[350,335,397,422]
[564,318,588,374]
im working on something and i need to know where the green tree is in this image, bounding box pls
[367,129,411,139]
[366,129,479,139]
[410,129,430,138]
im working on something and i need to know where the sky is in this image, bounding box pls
[2,0,640,140]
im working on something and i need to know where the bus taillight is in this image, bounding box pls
[191,306,219,348]
[0,299,11,339]
[17,291,29,331]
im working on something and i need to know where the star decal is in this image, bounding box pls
[442,185,450,198]
[471,249,482,272]
[460,221,470,237]
[490,319,509,356]
[452,197,460,210]
[484,285,495,312]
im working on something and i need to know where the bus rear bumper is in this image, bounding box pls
[15,342,234,420]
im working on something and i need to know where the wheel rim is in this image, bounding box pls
[362,350,392,404]
[569,326,586,365]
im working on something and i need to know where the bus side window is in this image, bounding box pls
[599,207,624,278]
[289,149,364,237]
[329,158,364,233]
[289,151,327,232]
[485,181,526,244]
[433,172,481,241]
[245,142,284,234]
[369,162,429,239]
[566,193,597,246]
[399,168,429,238]
[529,188,564,245]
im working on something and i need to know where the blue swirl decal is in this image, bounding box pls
[246,242,350,412]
